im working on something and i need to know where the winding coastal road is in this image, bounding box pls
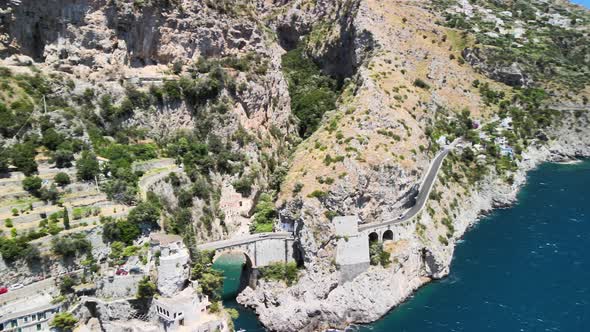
[198,143,456,250]
[4,145,454,300]
[359,145,454,231]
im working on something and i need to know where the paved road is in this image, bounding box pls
[359,146,453,232]
[138,165,182,200]
[3,146,454,301]
[199,145,455,248]
[0,277,56,305]
[547,104,590,112]
[197,232,293,251]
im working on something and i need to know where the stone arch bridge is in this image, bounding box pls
[197,232,297,289]
[197,232,296,268]
[196,146,453,283]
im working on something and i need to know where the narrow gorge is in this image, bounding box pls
[0,0,588,331]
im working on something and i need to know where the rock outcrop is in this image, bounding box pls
[1,0,588,331]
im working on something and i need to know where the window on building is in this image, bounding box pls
[11,320,17,328]
[23,317,28,323]
[0,322,4,331]
[36,324,42,331]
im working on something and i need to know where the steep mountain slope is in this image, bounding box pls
[0,0,589,331]
[236,0,590,331]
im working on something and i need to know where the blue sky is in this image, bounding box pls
[572,0,589,8]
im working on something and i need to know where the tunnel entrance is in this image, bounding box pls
[369,232,379,244]
[383,230,394,241]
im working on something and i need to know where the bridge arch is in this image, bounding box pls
[383,230,393,241]
[212,250,256,293]
[212,249,254,267]
[368,232,379,244]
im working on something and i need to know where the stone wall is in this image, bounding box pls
[95,274,143,299]
[334,216,370,282]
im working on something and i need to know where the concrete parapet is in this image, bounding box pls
[334,216,370,282]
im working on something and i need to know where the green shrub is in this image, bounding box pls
[131,275,152,300]
[232,174,254,197]
[293,182,304,194]
[259,262,299,286]
[102,218,141,245]
[250,193,276,233]
[51,233,91,258]
[127,201,160,228]
[369,242,391,267]
[413,78,430,90]
[53,149,74,168]
[76,151,100,181]
[50,312,78,331]
[54,172,71,186]
[308,190,327,199]
[22,176,42,195]
[11,143,38,176]
[42,128,64,151]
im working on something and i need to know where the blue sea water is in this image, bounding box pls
[213,254,266,331]
[215,160,590,332]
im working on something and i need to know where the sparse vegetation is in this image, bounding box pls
[259,262,299,286]
[250,193,276,233]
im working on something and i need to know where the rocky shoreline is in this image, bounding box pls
[237,112,590,332]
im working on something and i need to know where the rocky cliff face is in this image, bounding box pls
[1,0,299,242]
[1,0,589,331]
[236,0,590,331]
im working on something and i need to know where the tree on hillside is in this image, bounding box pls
[22,176,43,195]
[63,207,70,230]
[136,276,156,299]
[127,202,160,228]
[42,128,63,151]
[76,151,100,181]
[54,172,71,186]
[0,144,10,174]
[50,312,78,331]
[53,149,74,168]
[11,143,38,176]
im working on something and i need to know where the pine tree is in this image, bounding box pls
[63,207,70,230]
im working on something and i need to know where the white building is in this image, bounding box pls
[154,283,228,332]
[0,293,62,332]
[150,233,190,297]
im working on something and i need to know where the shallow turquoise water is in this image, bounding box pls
[213,254,266,331]
[215,160,590,332]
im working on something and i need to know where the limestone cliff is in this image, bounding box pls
[0,0,297,243]
[236,0,590,331]
[1,0,589,331]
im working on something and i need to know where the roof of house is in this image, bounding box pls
[150,233,183,246]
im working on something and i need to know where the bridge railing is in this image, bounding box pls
[197,232,294,251]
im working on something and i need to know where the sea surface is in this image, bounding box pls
[213,160,590,332]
